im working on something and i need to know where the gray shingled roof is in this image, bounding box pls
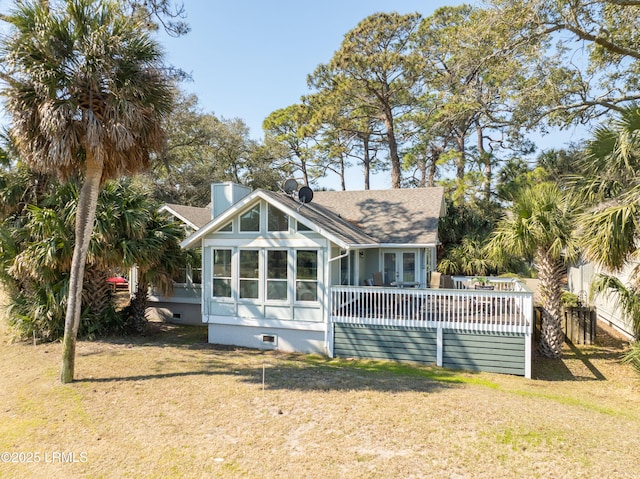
[260,190,378,246]
[263,187,445,246]
[310,188,444,245]
[162,204,212,229]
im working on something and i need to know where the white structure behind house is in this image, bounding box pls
[568,259,636,339]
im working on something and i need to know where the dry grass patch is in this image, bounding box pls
[1,300,639,478]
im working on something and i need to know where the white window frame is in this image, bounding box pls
[265,249,289,302]
[212,248,233,299]
[267,204,289,233]
[238,248,261,301]
[239,204,261,233]
[295,249,319,303]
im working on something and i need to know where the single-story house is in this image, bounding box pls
[171,182,534,378]
[178,182,444,353]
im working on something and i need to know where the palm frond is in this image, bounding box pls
[2,0,174,182]
[590,274,640,338]
[578,201,640,272]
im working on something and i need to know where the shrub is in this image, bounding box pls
[561,291,580,308]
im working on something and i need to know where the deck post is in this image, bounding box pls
[327,320,334,358]
[524,332,532,379]
[436,325,443,367]
[523,289,533,379]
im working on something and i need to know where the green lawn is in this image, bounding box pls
[1,315,639,479]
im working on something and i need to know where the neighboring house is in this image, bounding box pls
[568,260,636,339]
[179,182,445,354]
[159,203,213,232]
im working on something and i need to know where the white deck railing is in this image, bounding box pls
[330,278,533,335]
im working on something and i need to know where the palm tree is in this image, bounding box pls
[1,176,187,340]
[1,0,173,382]
[121,210,188,332]
[438,237,495,276]
[487,183,579,358]
[574,105,640,273]
[571,105,640,370]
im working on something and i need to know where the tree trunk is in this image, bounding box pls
[455,131,466,181]
[83,265,113,318]
[300,159,309,186]
[419,160,427,188]
[536,248,565,358]
[427,150,438,188]
[451,130,467,205]
[362,134,371,190]
[128,277,149,333]
[60,152,103,383]
[339,155,346,191]
[382,105,401,188]
[477,123,491,203]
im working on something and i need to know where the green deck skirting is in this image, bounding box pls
[334,324,437,364]
[442,331,525,375]
[333,323,527,376]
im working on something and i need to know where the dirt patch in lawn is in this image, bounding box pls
[1,292,639,478]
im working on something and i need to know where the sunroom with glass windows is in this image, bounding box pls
[180,184,445,355]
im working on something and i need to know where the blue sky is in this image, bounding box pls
[159,1,587,190]
[160,0,460,139]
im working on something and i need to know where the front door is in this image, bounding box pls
[383,251,417,286]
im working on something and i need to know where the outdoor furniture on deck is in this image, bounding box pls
[441,275,454,289]
[390,281,420,288]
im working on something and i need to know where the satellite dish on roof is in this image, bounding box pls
[298,186,314,204]
[283,178,298,194]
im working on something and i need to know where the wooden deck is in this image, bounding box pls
[329,278,534,377]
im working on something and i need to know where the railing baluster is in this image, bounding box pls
[329,279,533,334]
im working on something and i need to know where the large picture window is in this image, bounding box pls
[239,205,260,232]
[267,250,288,300]
[239,250,259,299]
[268,204,289,232]
[212,249,232,297]
[296,250,318,302]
